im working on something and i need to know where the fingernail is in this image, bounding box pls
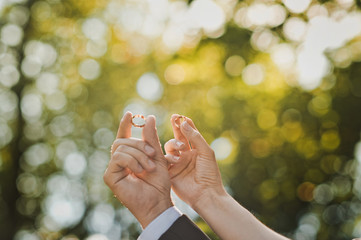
[173,156,180,162]
[148,159,156,168]
[182,121,192,132]
[145,145,155,155]
[176,140,184,148]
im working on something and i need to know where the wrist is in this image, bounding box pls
[191,187,229,216]
[137,198,173,229]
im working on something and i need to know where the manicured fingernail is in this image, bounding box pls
[173,156,180,162]
[176,140,184,148]
[182,121,192,132]
[148,159,156,168]
[145,145,155,155]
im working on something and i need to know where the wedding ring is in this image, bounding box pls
[174,115,186,128]
[132,114,146,128]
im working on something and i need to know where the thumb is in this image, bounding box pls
[180,120,211,153]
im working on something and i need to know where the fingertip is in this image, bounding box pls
[171,114,181,121]
[181,120,193,132]
[121,111,132,122]
[147,114,156,120]
[165,154,180,164]
[145,115,156,126]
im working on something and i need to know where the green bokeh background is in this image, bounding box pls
[1,0,361,239]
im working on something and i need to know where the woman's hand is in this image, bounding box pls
[164,114,227,209]
[165,114,290,240]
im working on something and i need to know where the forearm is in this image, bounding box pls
[193,192,289,240]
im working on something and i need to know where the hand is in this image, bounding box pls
[103,112,172,228]
[165,115,290,240]
[164,114,227,210]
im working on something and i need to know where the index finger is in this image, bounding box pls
[171,114,191,150]
[116,111,133,139]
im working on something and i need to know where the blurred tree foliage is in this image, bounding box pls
[1,0,361,240]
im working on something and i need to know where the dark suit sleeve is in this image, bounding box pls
[159,215,211,240]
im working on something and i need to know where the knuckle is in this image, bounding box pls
[164,140,174,149]
[112,139,121,148]
[136,140,146,150]
[111,152,121,160]
[191,130,200,138]
[164,140,171,147]
[117,145,126,152]
[171,139,179,146]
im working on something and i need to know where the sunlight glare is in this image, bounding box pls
[211,137,232,160]
[45,195,85,229]
[64,152,87,177]
[271,44,296,70]
[136,73,163,101]
[283,0,311,14]
[1,23,23,46]
[78,59,101,80]
[82,18,107,41]
[242,64,265,86]
[189,0,225,35]
[283,17,307,42]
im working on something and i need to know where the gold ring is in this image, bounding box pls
[132,114,146,128]
[174,115,186,128]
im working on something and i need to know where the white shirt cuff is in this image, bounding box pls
[138,206,182,240]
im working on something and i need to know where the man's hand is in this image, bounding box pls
[104,112,172,228]
[164,114,227,210]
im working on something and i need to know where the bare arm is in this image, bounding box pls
[193,190,289,240]
[165,114,289,240]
